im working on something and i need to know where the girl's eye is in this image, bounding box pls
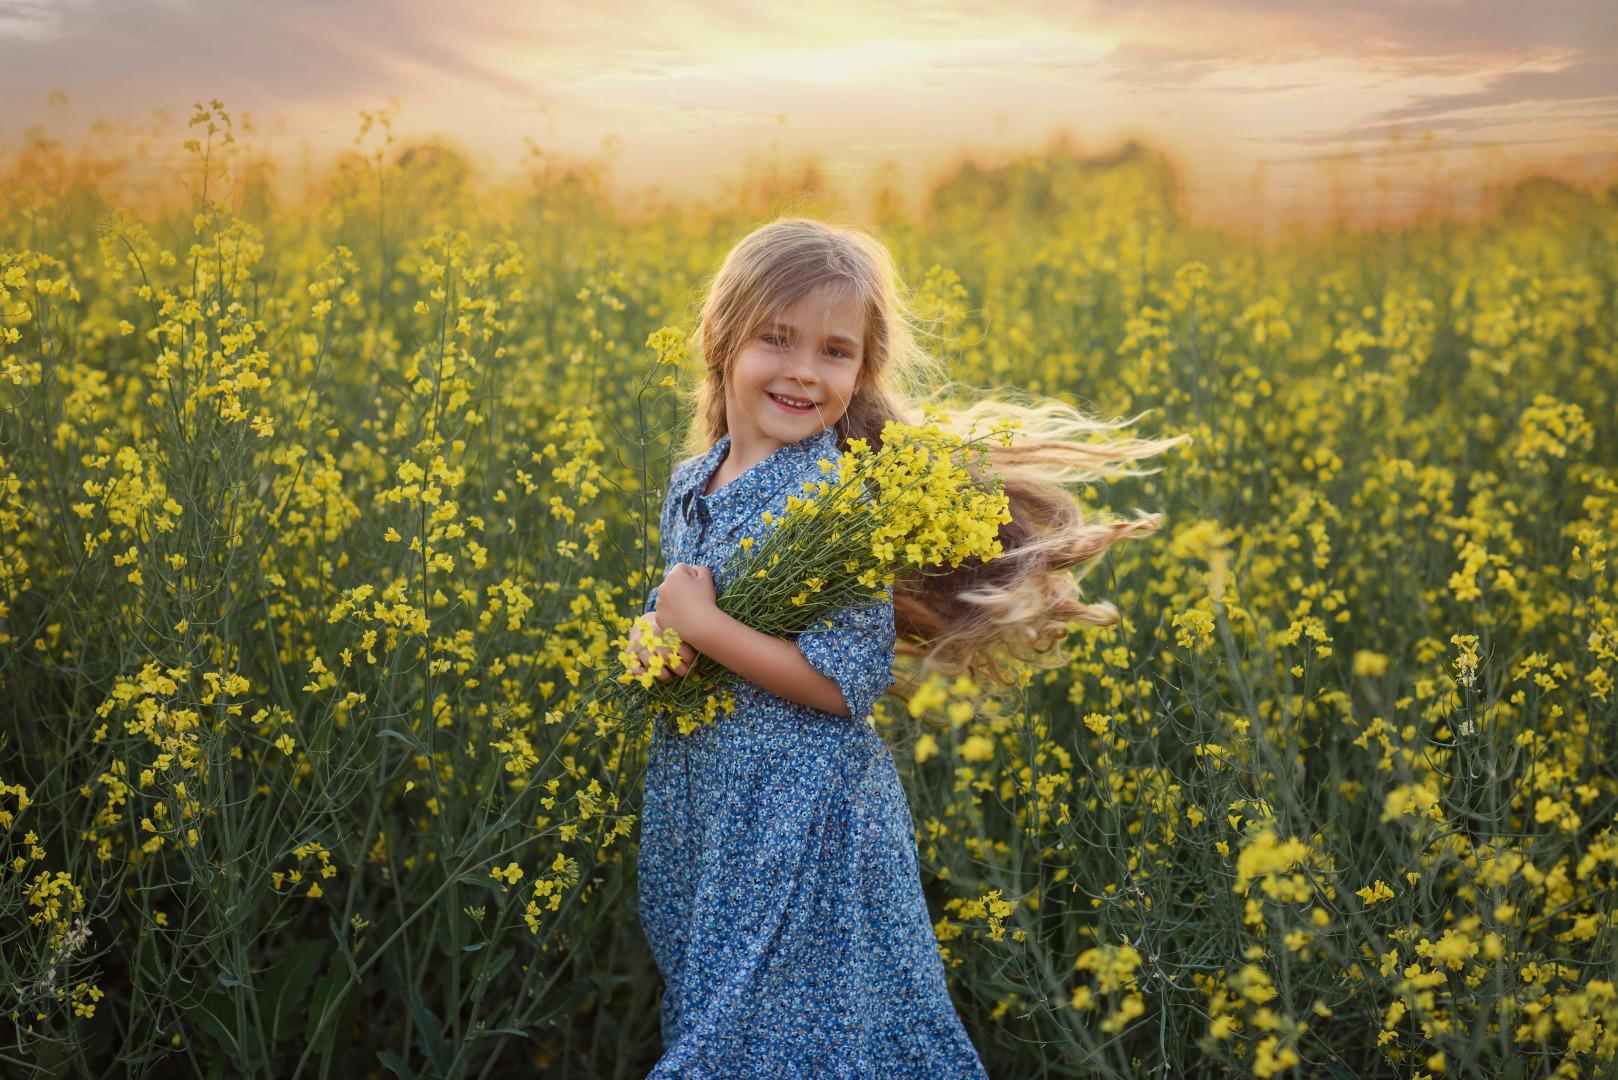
[764,334,787,347]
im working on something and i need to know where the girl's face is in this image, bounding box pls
[724,282,866,456]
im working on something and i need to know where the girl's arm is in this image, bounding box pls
[655,562,849,716]
[678,606,850,716]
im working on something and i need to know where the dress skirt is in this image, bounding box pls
[639,690,989,1079]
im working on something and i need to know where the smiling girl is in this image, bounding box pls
[624,218,1180,1078]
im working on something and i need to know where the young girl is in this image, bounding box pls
[624,218,1179,1078]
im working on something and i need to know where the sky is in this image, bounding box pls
[2,0,1616,224]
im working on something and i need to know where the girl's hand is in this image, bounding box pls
[625,611,696,682]
[654,563,719,642]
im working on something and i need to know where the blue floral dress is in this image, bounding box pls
[638,425,990,1079]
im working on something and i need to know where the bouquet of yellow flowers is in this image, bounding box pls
[619,415,1014,733]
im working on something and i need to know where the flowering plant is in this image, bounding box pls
[618,414,1014,733]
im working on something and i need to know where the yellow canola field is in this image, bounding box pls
[2,107,1615,1079]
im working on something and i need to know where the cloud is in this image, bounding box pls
[7,0,1614,125]
[1373,55,1618,123]
[0,0,540,126]
[0,0,90,40]
[1252,55,1618,152]
[1051,0,1618,63]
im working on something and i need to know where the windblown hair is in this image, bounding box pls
[682,217,1189,689]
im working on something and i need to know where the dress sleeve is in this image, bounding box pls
[796,588,896,723]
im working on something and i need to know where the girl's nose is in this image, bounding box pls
[787,346,821,383]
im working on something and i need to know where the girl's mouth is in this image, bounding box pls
[768,392,817,414]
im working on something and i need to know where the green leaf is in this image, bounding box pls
[305,963,356,1053]
[469,946,515,1003]
[377,1049,418,1080]
[376,727,428,754]
[408,987,454,1078]
[457,871,504,896]
[261,938,326,1042]
[436,902,477,957]
[476,755,502,806]
[185,993,264,1072]
[484,946,516,980]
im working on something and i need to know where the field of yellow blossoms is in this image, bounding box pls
[2,103,1615,1079]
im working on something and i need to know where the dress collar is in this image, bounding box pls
[680,426,840,536]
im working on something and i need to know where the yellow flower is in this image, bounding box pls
[1352,650,1389,677]
[958,735,994,762]
[489,862,524,886]
[1356,880,1395,905]
[908,677,948,718]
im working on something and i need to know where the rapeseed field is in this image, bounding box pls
[3,104,1615,1078]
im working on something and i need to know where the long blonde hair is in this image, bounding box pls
[682,217,1187,688]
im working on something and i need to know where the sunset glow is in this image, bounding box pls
[3,0,1615,222]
